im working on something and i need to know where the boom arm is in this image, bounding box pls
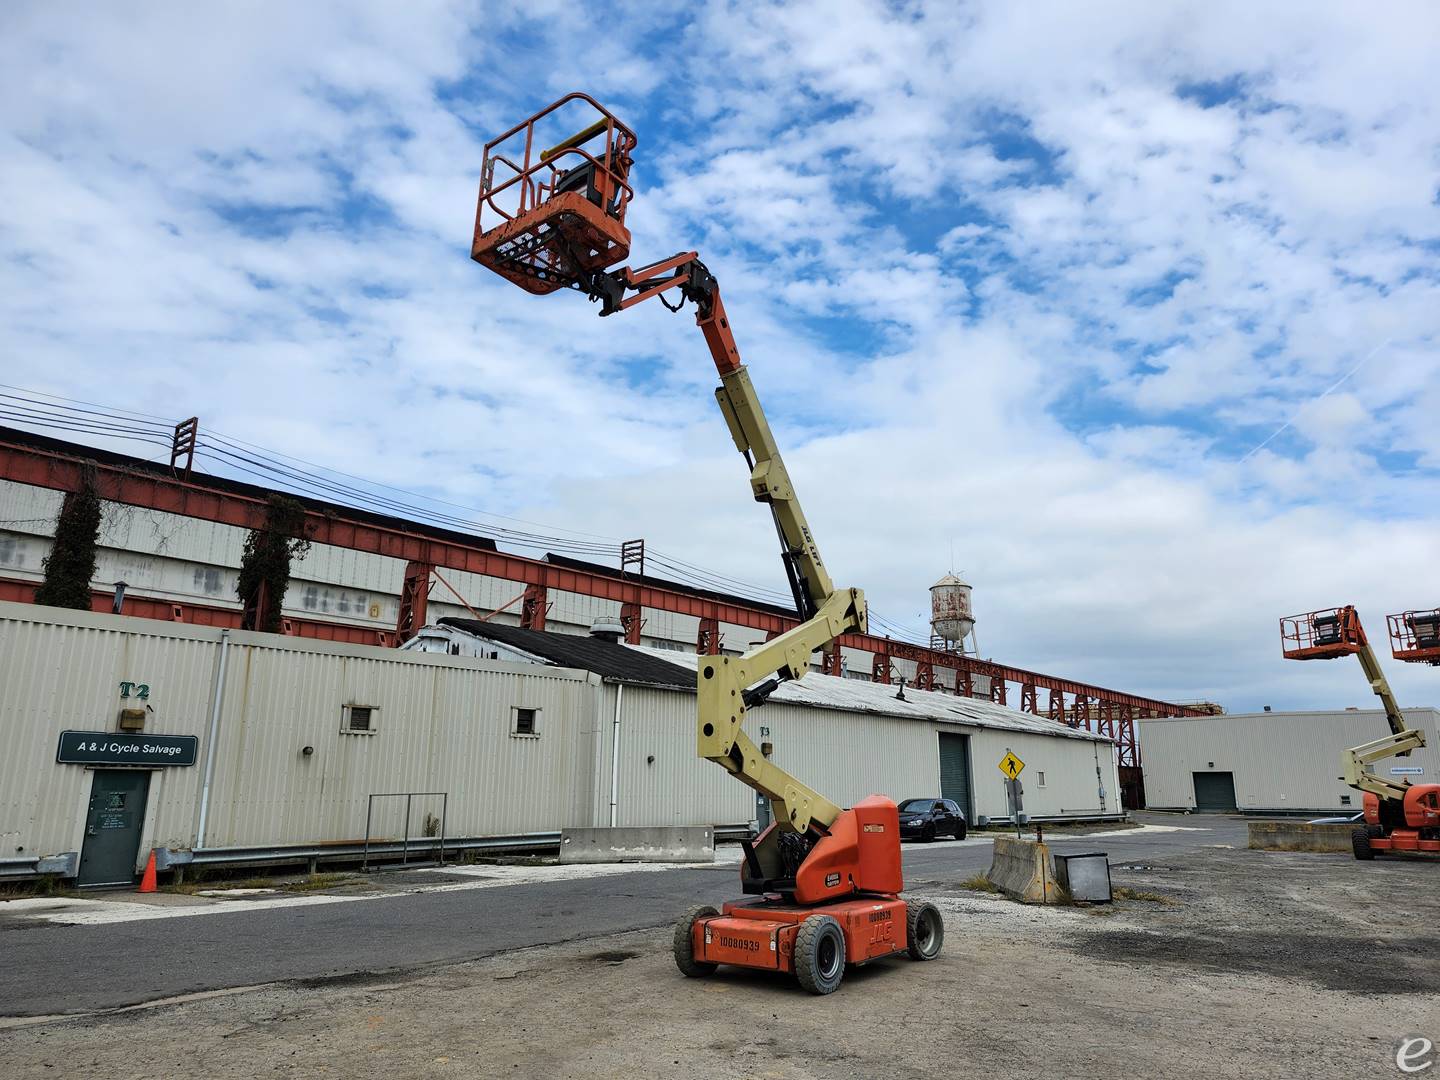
[1282,606,1427,805]
[586,253,867,834]
[1347,632,1426,802]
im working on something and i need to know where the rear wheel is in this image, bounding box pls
[673,905,718,977]
[906,902,944,960]
[794,914,846,995]
[1352,826,1375,861]
[1366,824,1384,840]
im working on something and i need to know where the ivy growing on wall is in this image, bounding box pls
[236,495,313,633]
[35,465,103,610]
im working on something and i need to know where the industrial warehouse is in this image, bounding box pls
[1140,708,1440,816]
[0,600,1119,886]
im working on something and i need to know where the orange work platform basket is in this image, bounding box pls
[1280,606,1366,660]
[1388,609,1440,666]
[471,93,637,295]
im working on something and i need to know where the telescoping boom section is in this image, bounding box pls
[471,94,945,991]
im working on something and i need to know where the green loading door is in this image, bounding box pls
[78,770,151,887]
[1192,771,1237,813]
[938,733,973,821]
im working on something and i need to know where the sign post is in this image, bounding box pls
[998,750,1027,838]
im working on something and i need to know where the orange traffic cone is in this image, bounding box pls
[138,850,158,893]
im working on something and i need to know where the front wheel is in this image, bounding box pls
[673,905,718,977]
[1351,826,1375,861]
[921,823,936,843]
[906,901,944,960]
[955,821,967,841]
[794,914,846,995]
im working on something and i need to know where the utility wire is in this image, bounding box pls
[0,385,812,608]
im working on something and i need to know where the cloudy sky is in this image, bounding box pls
[2,2,1437,711]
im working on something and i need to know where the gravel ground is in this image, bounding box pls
[3,844,1437,1079]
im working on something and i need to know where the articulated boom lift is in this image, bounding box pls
[1281,606,1440,859]
[472,95,943,993]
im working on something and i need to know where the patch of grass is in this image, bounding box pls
[283,873,353,893]
[0,877,77,900]
[1112,886,1176,905]
[959,874,1003,894]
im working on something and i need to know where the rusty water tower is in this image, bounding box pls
[929,572,977,656]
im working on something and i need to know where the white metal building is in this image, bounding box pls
[1139,709,1440,814]
[0,601,1118,885]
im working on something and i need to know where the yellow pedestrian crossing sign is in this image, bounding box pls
[998,751,1025,780]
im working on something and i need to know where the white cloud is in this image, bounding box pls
[0,1,1436,713]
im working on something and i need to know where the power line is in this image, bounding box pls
[0,385,819,609]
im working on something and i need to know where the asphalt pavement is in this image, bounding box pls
[0,813,1246,1018]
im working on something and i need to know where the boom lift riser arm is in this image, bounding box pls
[1281,605,1439,858]
[473,97,938,988]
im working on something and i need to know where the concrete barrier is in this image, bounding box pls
[985,836,1068,904]
[559,826,715,864]
[1247,821,1355,853]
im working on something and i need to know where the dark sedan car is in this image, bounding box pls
[897,798,967,842]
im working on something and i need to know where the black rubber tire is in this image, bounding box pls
[955,821,967,841]
[673,905,719,977]
[921,823,936,843]
[794,914,846,995]
[906,901,944,960]
[1352,826,1375,861]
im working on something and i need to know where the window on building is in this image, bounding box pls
[512,707,539,736]
[1340,794,1351,805]
[0,536,26,568]
[341,704,379,735]
[1037,771,1046,788]
[192,566,222,595]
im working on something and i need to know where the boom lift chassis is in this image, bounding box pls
[472,94,943,992]
[1282,607,1440,858]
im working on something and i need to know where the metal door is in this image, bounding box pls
[938,733,972,822]
[78,770,151,887]
[1192,771,1237,813]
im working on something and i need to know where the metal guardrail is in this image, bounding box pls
[155,831,561,874]
[0,825,759,882]
[0,853,77,879]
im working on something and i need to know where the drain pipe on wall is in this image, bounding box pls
[608,683,625,827]
[195,629,232,849]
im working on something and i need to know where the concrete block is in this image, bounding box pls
[559,826,715,864]
[1247,821,1355,853]
[985,836,1068,904]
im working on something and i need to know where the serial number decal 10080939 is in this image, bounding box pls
[717,935,760,952]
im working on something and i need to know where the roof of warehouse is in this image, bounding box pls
[629,647,1111,743]
[437,618,696,690]
[436,619,1109,743]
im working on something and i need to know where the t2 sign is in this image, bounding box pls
[56,731,198,767]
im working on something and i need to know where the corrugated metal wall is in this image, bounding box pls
[604,686,1119,827]
[1139,710,1440,812]
[2,601,1119,874]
